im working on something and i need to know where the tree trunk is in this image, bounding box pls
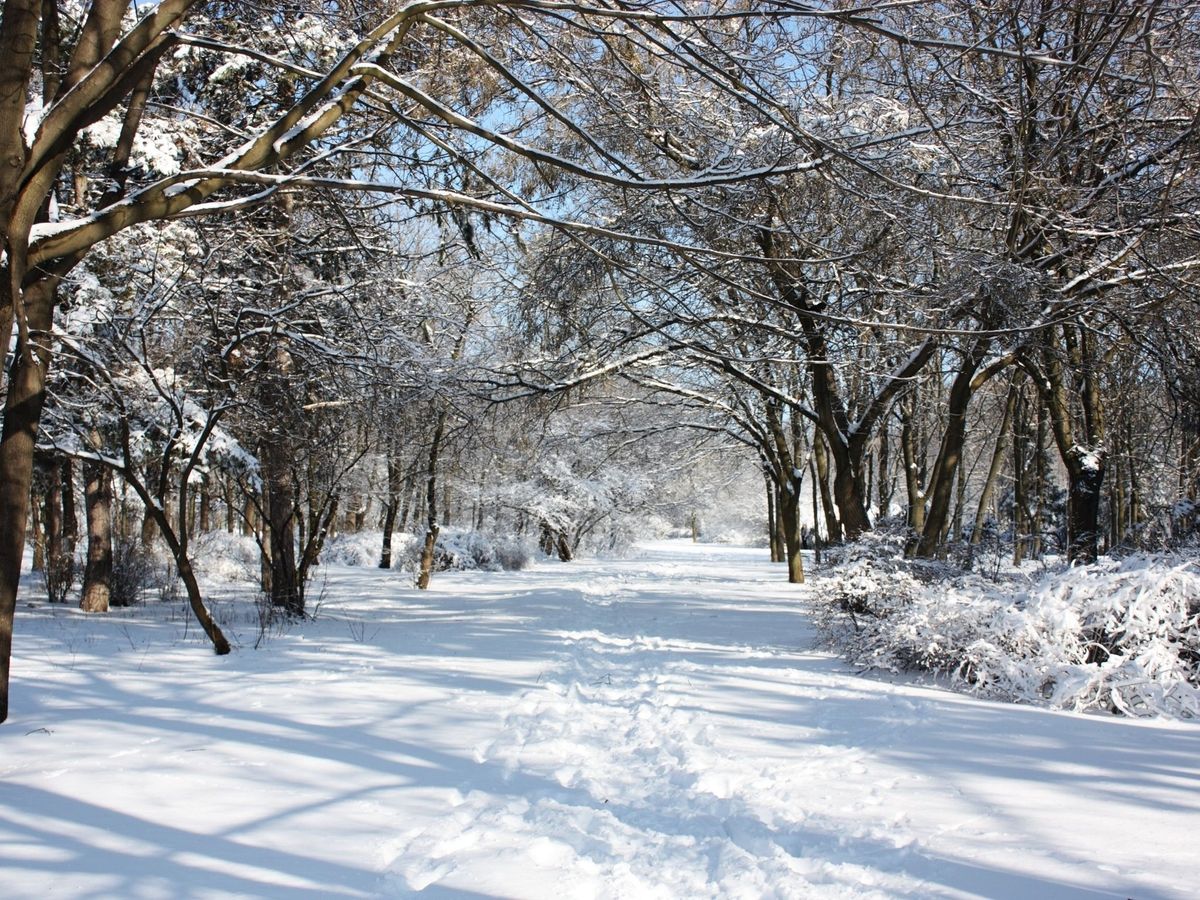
[198,474,211,534]
[130,476,230,655]
[914,345,989,557]
[30,490,45,575]
[380,453,402,568]
[42,455,65,580]
[809,454,823,565]
[224,476,236,533]
[877,417,893,519]
[763,475,782,561]
[971,379,1018,546]
[140,496,158,548]
[379,500,398,568]
[778,476,805,584]
[298,497,337,591]
[263,445,301,616]
[901,393,926,534]
[417,413,447,590]
[398,465,416,532]
[1037,326,1107,564]
[555,531,574,562]
[0,279,57,723]
[61,457,78,556]
[1032,402,1050,560]
[832,460,871,539]
[812,432,842,542]
[79,460,113,613]
[1065,448,1107,564]
[1012,388,1029,565]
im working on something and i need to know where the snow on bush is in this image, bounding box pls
[191,531,260,586]
[815,539,1200,719]
[423,529,534,573]
[323,530,409,568]
[323,529,533,573]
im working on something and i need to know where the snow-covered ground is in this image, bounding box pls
[2,540,1197,899]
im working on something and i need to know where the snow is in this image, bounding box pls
[82,112,183,176]
[2,540,1197,899]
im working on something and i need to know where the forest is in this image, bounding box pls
[2,0,1199,724]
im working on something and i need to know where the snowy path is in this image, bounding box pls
[2,541,1197,899]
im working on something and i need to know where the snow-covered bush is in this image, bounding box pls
[815,542,1200,718]
[191,531,260,586]
[322,528,533,573]
[426,529,534,572]
[963,557,1200,718]
[323,531,408,568]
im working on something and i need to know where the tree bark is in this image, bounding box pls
[901,392,925,534]
[1035,327,1107,564]
[778,476,805,584]
[61,457,78,556]
[914,344,990,557]
[0,279,56,723]
[263,443,300,615]
[764,472,781,562]
[812,431,841,542]
[379,448,403,568]
[416,413,447,590]
[79,459,113,613]
[970,378,1018,546]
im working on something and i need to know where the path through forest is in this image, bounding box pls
[1,541,1197,898]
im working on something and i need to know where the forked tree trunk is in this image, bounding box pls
[555,532,573,562]
[79,460,113,613]
[832,461,871,540]
[1037,327,1107,564]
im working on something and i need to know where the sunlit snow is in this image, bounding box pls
[2,541,1196,899]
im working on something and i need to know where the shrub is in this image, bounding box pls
[406,529,534,574]
[109,536,157,606]
[813,542,1200,719]
[42,552,77,604]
